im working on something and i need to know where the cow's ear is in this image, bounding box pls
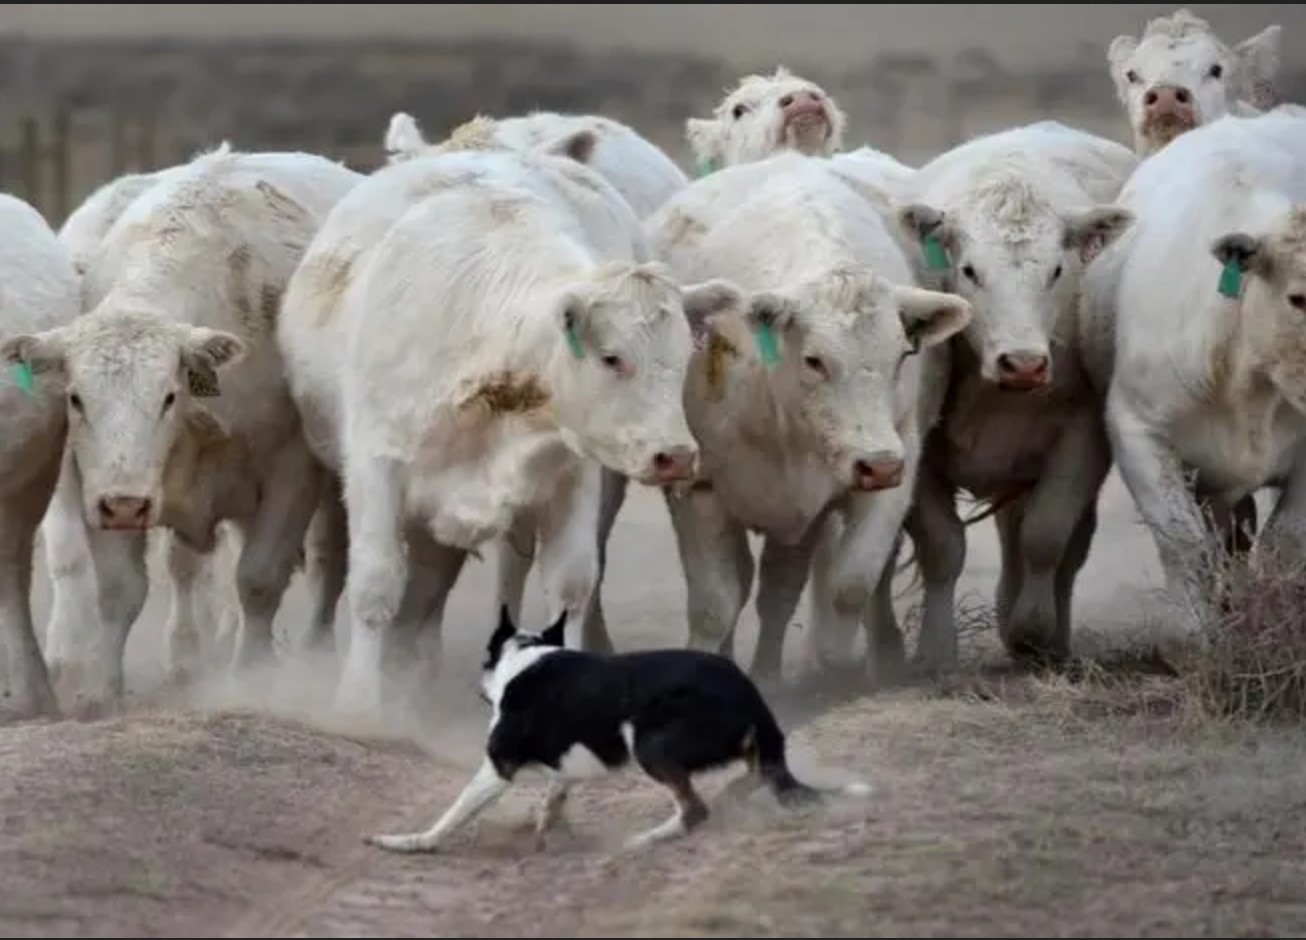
[1,327,67,377]
[180,327,246,398]
[1212,232,1271,294]
[541,129,597,165]
[681,278,746,347]
[895,285,973,353]
[384,111,428,163]
[1064,206,1134,265]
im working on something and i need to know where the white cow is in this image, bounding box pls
[1107,7,1282,157]
[1,146,363,710]
[1088,108,1306,625]
[39,166,246,691]
[280,134,730,715]
[890,122,1136,672]
[384,110,688,220]
[685,66,848,173]
[0,194,82,719]
[643,151,973,681]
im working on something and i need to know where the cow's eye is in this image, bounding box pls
[803,355,828,378]
[1288,293,1306,311]
[68,391,83,412]
[732,103,749,120]
[1209,63,1224,79]
[1050,263,1063,285]
[601,353,625,374]
[961,263,981,286]
[1126,69,1141,84]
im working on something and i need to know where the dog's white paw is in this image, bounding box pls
[366,832,437,854]
[841,780,874,799]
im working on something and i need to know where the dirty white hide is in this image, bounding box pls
[281,137,727,716]
[1089,108,1306,625]
[641,151,973,681]
[384,110,688,220]
[0,193,83,719]
[1,146,362,710]
[38,165,246,694]
[889,122,1136,673]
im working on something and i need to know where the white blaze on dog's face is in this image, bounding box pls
[685,66,847,171]
[1107,8,1281,155]
[480,606,568,706]
[0,308,245,532]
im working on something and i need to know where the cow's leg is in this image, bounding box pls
[40,449,101,690]
[1053,500,1099,658]
[1003,417,1111,665]
[580,469,627,654]
[993,500,1025,632]
[161,532,214,683]
[389,526,467,703]
[83,526,149,712]
[337,453,407,717]
[231,443,324,673]
[907,468,966,675]
[1259,448,1306,561]
[535,462,602,643]
[494,511,536,629]
[750,530,818,684]
[862,532,906,679]
[1107,397,1213,622]
[1,486,60,720]
[665,487,752,656]
[301,476,347,657]
[819,444,921,682]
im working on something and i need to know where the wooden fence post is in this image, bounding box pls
[50,109,72,224]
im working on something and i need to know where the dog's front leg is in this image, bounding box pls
[367,757,511,853]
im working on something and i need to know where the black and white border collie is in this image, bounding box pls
[367,605,872,854]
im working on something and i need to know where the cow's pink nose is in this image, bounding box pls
[853,454,904,491]
[781,91,826,120]
[996,351,1050,389]
[652,447,698,483]
[1144,84,1194,118]
[98,495,152,530]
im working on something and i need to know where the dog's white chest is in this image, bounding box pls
[555,743,611,780]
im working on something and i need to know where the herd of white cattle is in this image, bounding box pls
[2,8,1304,723]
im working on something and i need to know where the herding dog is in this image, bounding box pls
[366,605,873,854]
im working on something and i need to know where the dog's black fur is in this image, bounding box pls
[367,605,870,854]
[483,604,822,807]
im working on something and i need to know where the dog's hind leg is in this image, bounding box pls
[623,773,709,852]
[533,779,572,849]
[367,757,511,853]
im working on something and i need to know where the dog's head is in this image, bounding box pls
[480,604,568,704]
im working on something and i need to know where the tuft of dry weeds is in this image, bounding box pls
[1178,538,1306,724]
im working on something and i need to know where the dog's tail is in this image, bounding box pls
[751,705,874,808]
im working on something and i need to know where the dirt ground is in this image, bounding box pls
[4,472,1306,938]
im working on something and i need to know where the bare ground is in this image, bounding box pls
[4,474,1306,938]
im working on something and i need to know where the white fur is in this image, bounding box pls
[1107,7,1282,155]
[643,151,973,679]
[0,193,83,718]
[685,66,848,170]
[3,146,362,708]
[384,110,688,219]
[284,139,719,716]
[1090,108,1306,621]
[890,122,1137,670]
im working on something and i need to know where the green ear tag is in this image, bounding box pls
[922,234,950,272]
[1218,258,1244,299]
[564,325,584,360]
[753,321,781,368]
[11,361,35,398]
[696,156,718,178]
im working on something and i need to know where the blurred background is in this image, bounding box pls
[1,3,1302,225]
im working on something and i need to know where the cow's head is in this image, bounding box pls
[547,260,744,486]
[685,66,847,173]
[1212,208,1306,411]
[0,309,246,534]
[898,177,1133,391]
[703,263,970,493]
[1108,8,1281,156]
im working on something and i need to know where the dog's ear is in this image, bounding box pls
[487,604,517,667]
[541,609,567,648]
